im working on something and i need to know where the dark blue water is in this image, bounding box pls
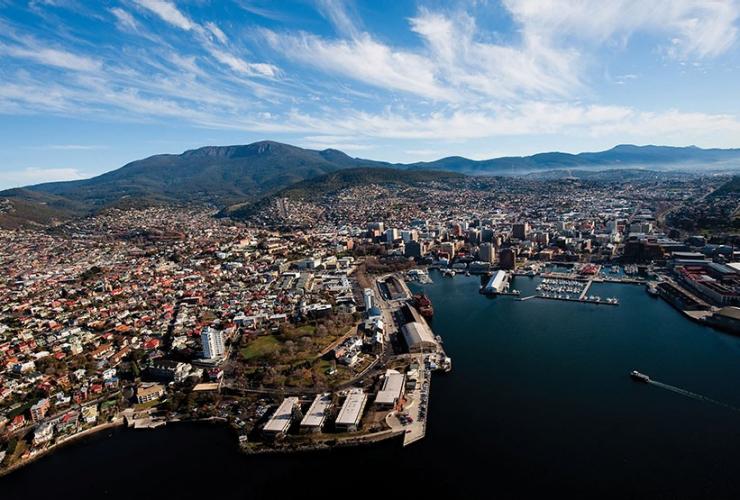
[5,273,740,499]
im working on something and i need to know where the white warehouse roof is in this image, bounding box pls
[402,321,437,350]
[335,389,367,427]
[300,393,332,429]
[375,369,406,406]
[263,397,298,434]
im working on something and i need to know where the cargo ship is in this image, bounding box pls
[411,293,434,319]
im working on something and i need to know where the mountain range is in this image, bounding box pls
[1,141,739,228]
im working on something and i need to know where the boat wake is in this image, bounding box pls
[648,380,740,413]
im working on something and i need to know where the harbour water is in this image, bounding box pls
[5,273,740,498]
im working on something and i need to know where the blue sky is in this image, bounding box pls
[1,0,740,188]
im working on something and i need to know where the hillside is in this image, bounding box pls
[223,168,463,220]
[3,141,740,228]
[20,141,391,208]
[709,175,740,198]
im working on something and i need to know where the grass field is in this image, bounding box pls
[241,335,281,361]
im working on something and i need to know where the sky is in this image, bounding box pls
[1,0,740,189]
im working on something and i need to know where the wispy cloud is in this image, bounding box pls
[503,0,739,59]
[134,0,194,31]
[205,21,228,44]
[263,29,452,100]
[0,41,101,72]
[1,0,740,165]
[315,0,362,38]
[110,7,139,32]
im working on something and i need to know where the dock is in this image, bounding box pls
[534,295,618,306]
[402,354,430,446]
[578,279,593,300]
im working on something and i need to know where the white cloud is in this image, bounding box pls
[0,43,101,72]
[110,7,139,32]
[269,103,740,149]
[135,0,194,31]
[263,30,453,100]
[264,7,581,103]
[315,0,361,37]
[207,47,278,77]
[503,0,739,59]
[128,2,276,79]
[408,9,581,99]
[205,21,228,44]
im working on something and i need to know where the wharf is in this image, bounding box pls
[402,354,430,446]
[534,295,618,306]
[494,290,521,297]
[578,280,593,300]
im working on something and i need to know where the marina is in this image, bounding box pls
[534,277,619,305]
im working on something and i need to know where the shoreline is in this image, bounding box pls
[1,417,407,477]
[0,419,125,478]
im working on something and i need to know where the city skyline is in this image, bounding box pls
[2,0,740,188]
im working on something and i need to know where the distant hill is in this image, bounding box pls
[406,145,740,175]
[224,167,463,219]
[2,141,740,228]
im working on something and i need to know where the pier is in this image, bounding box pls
[534,295,618,306]
[578,279,593,300]
[402,353,431,446]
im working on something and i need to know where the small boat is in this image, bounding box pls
[630,370,650,383]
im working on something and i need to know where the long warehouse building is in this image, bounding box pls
[300,393,332,433]
[401,321,437,353]
[263,397,299,437]
[484,270,507,294]
[335,389,367,432]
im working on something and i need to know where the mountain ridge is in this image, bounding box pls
[2,141,740,228]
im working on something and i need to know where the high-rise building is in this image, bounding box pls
[367,222,385,239]
[499,247,517,270]
[512,222,530,240]
[401,230,418,243]
[363,288,375,311]
[201,327,225,360]
[534,232,550,245]
[479,243,495,263]
[404,240,423,258]
[385,228,399,243]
